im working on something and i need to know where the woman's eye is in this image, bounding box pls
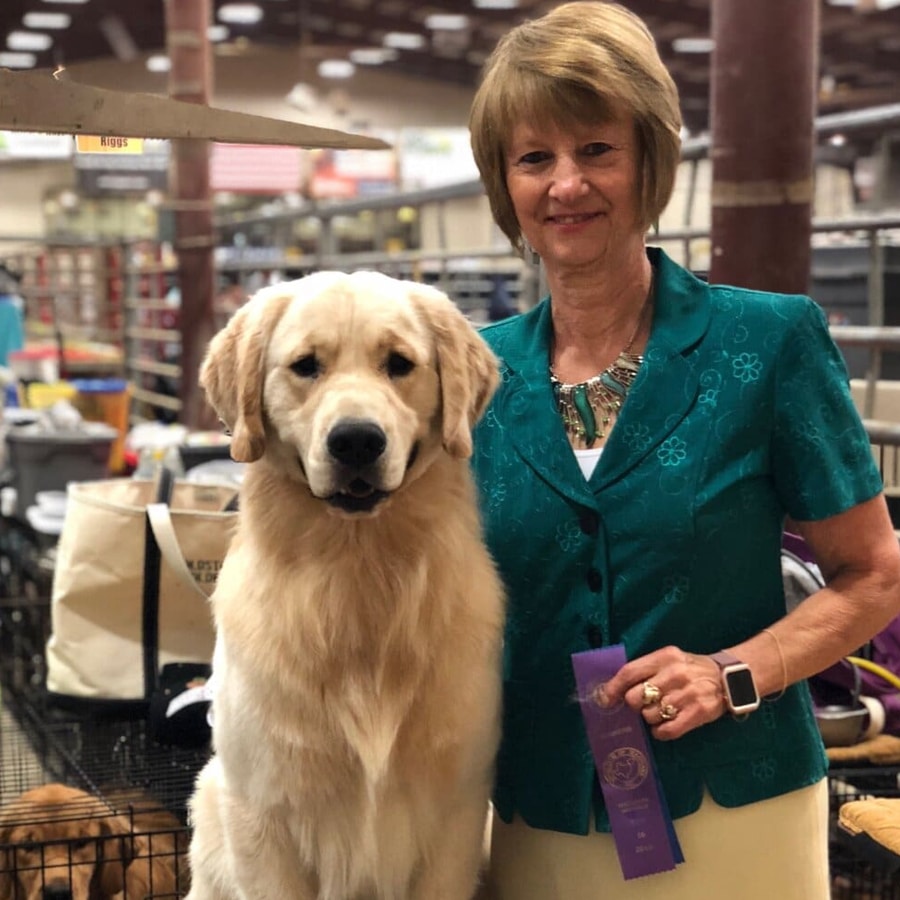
[291,355,320,378]
[518,150,551,166]
[583,142,613,157]
[385,352,414,378]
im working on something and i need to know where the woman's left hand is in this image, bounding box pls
[598,646,727,740]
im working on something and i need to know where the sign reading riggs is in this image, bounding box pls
[75,138,169,195]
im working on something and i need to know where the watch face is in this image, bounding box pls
[726,667,759,708]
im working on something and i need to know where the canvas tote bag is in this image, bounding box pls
[45,472,238,709]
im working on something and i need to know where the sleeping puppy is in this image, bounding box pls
[0,782,188,899]
[186,271,504,900]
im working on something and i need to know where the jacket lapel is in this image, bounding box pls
[591,249,710,491]
[493,249,711,501]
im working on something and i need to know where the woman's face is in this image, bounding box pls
[504,111,644,275]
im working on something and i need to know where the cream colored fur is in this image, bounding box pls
[186,271,504,900]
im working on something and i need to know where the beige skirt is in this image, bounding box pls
[486,780,830,900]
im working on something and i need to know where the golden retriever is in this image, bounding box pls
[186,271,504,900]
[0,782,188,899]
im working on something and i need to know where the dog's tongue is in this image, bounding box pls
[346,479,374,498]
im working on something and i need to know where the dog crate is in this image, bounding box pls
[829,764,900,899]
[1,704,192,898]
[0,516,201,899]
[1,693,197,898]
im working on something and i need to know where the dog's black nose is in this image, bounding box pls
[43,884,73,900]
[327,420,386,467]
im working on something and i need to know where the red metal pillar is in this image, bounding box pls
[709,0,819,294]
[164,0,216,429]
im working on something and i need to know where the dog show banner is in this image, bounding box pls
[572,644,684,879]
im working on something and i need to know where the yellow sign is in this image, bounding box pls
[76,135,144,154]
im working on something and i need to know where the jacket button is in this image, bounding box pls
[586,568,603,592]
[586,624,604,648]
[579,511,599,535]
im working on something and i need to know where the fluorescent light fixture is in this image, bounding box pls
[39,0,88,4]
[473,0,519,8]
[146,54,171,73]
[207,24,230,42]
[217,3,264,25]
[23,12,72,28]
[425,14,470,30]
[0,51,37,67]
[317,59,355,79]
[349,47,398,65]
[7,30,53,51]
[672,37,715,53]
[383,32,426,50]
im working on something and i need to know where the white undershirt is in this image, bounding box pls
[573,446,603,480]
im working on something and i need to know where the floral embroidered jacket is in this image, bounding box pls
[471,247,882,835]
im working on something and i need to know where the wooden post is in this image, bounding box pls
[709,0,819,294]
[164,0,216,429]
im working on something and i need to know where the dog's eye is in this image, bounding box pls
[385,352,414,378]
[291,355,320,379]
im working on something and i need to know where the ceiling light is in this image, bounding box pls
[286,82,318,112]
[472,0,519,8]
[39,0,88,4]
[23,12,71,28]
[317,59,355,79]
[425,14,470,30]
[383,32,426,50]
[0,51,37,68]
[207,24,229,42]
[829,133,848,147]
[146,54,171,73]
[217,3,264,25]
[672,37,715,53]
[349,47,398,65]
[7,30,53,51]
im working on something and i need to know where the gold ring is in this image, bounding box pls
[659,702,679,722]
[641,682,662,707]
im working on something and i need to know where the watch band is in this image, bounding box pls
[710,650,741,669]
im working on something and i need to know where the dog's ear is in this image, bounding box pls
[200,290,293,463]
[414,287,500,459]
[95,814,133,897]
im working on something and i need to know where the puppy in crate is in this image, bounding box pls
[0,782,189,899]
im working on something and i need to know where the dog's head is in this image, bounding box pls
[200,271,499,516]
[0,784,134,900]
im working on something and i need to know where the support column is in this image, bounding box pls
[164,0,216,429]
[709,0,819,295]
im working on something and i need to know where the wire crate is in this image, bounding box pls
[1,695,193,897]
[829,765,900,899]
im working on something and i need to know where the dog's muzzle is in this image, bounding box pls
[324,420,390,514]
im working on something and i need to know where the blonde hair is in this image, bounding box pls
[469,1,682,254]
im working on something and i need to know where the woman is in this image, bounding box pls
[468,3,900,898]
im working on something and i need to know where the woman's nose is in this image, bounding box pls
[548,157,589,200]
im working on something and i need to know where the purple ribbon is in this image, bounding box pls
[572,644,684,879]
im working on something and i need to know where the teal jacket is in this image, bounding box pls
[471,248,882,835]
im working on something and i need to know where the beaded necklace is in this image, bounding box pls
[549,277,653,448]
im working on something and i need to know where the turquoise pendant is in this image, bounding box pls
[572,384,597,445]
